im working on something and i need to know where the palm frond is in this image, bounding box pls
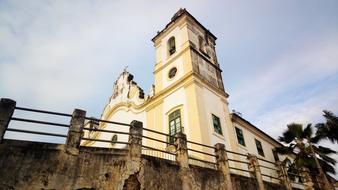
[318,154,337,165]
[275,146,292,155]
[316,146,337,155]
[315,110,338,143]
[301,123,312,139]
[319,159,336,175]
[287,123,303,139]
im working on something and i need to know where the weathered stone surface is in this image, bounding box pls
[0,140,128,190]
[0,140,292,190]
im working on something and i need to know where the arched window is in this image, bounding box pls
[168,37,176,56]
[198,36,205,51]
[168,109,182,143]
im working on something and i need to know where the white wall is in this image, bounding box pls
[90,107,146,149]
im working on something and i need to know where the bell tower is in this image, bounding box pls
[151,9,233,154]
[152,8,226,96]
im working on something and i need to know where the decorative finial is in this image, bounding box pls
[123,66,128,72]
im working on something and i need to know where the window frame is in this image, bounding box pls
[235,127,246,146]
[168,109,182,143]
[212,114,222,135]
[255,139,265,157]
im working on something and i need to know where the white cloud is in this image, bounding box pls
[229,34,338,115]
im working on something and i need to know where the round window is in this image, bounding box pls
[111,134,118,145]
[168,67,177,79]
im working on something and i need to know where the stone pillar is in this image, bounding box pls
[128,120,143,163]
[0,98,16,143]
[299,167,314,190]
[215,143,233,190]
[247,154,265,190]
[276,161,292,190]
[175,132,191,190]
[66,109,86,155]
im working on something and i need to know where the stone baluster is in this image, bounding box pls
[276,161,292,190]
[299,167,314,190]
[128,120,143,163]
[66,109,86,155]
[247,154,265,190]
[175,132,191,190]
[0,98,16,143]
[214,143,233,190]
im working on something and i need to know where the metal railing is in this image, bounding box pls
[4,106,72,143]
[225,150,251,175]
[80,117,131,149]
[186,139,217,169]
[257,158,280,182]
[1,104,306,188]
[141,127,177,161]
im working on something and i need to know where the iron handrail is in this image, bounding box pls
[143,127,176,138]
[15,106,73,117]
[85,117,131,127]
[11,117,70,128]
[229,166,251,173]
[257,157,276,165]
[81,137,130,145]
[188,156,216,166]
[259,165,278,171]
[83,127,130,135]
[186,140,215,149]
[225,150,248,157]
[141,135,176,146]
[228,158,250,165]
[141,145,176,156]
[187,148,216,157]
[261,173,280,180]
[6,128,67,138]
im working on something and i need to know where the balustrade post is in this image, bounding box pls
[276,161,292,190]
[175,132,191,190]
[0,98,16,143]
[128,120,143,163]
[66,109,86,155]
[247,154,265,190]
[214,143,233,190]
[299,167,314,190]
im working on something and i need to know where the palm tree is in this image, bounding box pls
[314,110,338,144]
[275,123,336,177]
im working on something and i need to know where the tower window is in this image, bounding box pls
[168,67,177,79]
[199,36,205,52]
[255,139,265,157]
[168,109,182,143]
[212,114,222,135]
[235,127,245,146]
[168,37,176,55]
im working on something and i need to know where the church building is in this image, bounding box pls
[82,9,284,175]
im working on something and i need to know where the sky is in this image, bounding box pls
[1,0,338,177]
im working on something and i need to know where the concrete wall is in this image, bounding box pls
[0,139,289,190]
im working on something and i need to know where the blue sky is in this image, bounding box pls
[1,0,338,177]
